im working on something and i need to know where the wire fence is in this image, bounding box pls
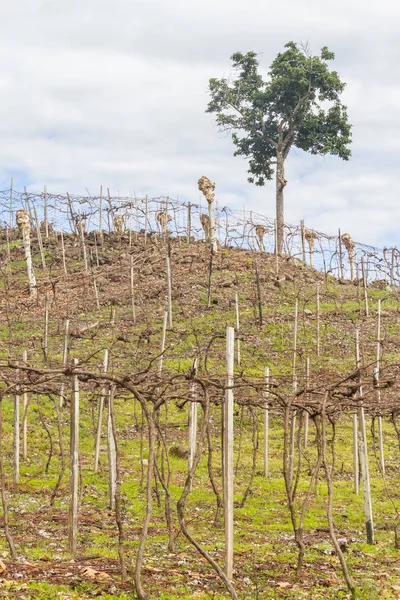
[1,186,398,285]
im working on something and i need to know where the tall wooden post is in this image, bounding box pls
[68,358,79,555]
[356,329,374,544]
[224,327,234,579]
[108,385,117,510]
[263,367,269,478]
[375,299,385,475]
[94,349,109,472]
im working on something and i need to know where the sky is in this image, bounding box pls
[0,0,398,247]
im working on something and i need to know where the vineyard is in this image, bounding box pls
[0,187,399,599]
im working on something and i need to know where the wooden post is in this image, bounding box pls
[338,228,344,279]
[13,376,20,485]
[235,293,240,366]
[130,255,136,323]
[300,220,306,263]
[390,248,395,286]
[361,257,369,317]
[22,350,28,460]
[316,284,320,357]
[263,367,269,478]
[145,195,148,245]
[99,185,103,245]
[188,359,198,474]
[78,211,88,271]
[274,220,279,277]
[289,300,298,489]
[304,357,310,448]
[108,385,117,510]
[60,319,70,408]
[187,202,191,245]
[255,262,263,327]
[60,230,68,276]
[356,328,374,544]
[166,255,173,328]
[44,292,49,362]
[224,327,234,580]
[94,349,109,472]
[9,177,13,228]
[90,255,100,310]
[68,358,79,556]
[33,206,46,269]
[353,411,359,495]
[375,299,385,475]
[44,185,49,239]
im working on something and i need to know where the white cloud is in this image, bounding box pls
[0,0,399,248]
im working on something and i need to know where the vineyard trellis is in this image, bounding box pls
[1,185,399,285]
[0,184,399,598]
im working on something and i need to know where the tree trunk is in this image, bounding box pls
[275,152,286,255]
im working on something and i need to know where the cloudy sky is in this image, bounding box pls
[0,0,398,247]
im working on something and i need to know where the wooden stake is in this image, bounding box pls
[235,293,240,366]
[166,255,173,328]
[99,185,103,245]
[188,359,198,474]
[60,230,68,276]
[375,299,385,475]
[187,202,191,245]
[13,376,20,485]
[224,327,234,580]
[353,411,359,495]
[255,262,263,327]
[263,367,269,478]
[68,358,79,556]
[44,185,49,239]
[338,228,344,279]
[316,284,320,357]
[300,220,306,263]
[33,206,46,269]
[356,328,374,544]
[22,350,28,460]
[130,255,136,323]
[9,177,13,228]
[43,292,49,362]
[108,385,117,510]
[361,257,369,317]
[94,349,109,472]
[304,358,310,448]
[60,319,70,408]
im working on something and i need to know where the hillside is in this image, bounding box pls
[0,224,399,600]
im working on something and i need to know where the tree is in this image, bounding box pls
[206,42,352,254]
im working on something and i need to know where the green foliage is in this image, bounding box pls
[207,41,352,186]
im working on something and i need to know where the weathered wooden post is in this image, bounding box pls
[355,328,374,544]
[235,293,241,366]
[166,255,173,328]
[68,358,79,555]
[224,327,234,579]
[188,359,198,474]
[108,385,117,510]
[263,367,269,478]
[22,350,29,460]
[94,349,109,473]
[375,299,385,475]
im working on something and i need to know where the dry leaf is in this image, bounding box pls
[82,566,111,582]
[0,561,7,574]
